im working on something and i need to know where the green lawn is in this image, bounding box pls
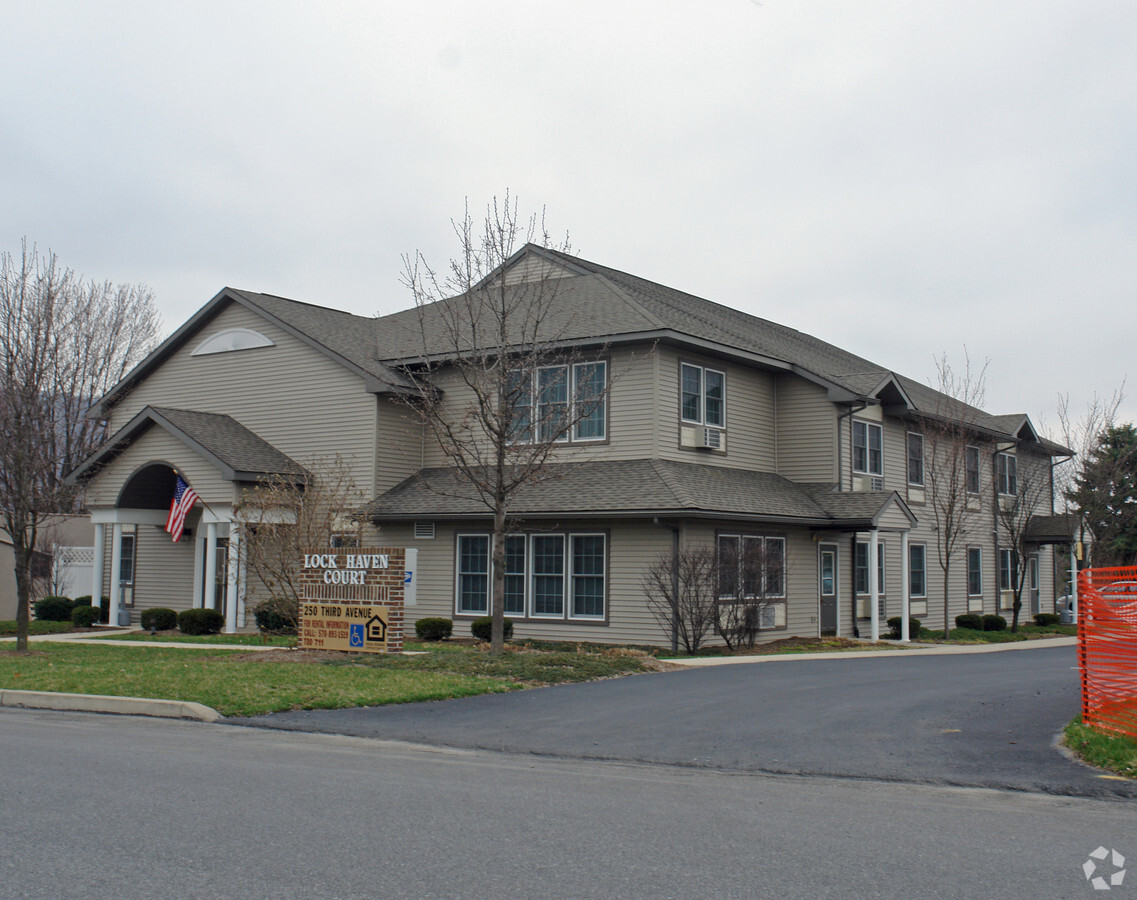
[919,624,1077,643]
[0,620,73,637]
[0,640,661,717]
[1064,716,1137,779]
[86,631,297,647]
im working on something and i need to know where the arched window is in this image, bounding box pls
[191,328,274,356]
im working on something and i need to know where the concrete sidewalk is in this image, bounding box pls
[661,635,1078,666]
[0,626,279,651]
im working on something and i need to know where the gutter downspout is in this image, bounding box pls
[653,517,680,654]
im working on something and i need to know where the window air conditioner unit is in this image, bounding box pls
[870,476,885,491]
[701,428,723,450]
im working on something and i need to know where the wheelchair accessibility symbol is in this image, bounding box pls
[349,624,365,648]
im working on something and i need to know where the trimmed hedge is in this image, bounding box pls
[71,605,102,627]
[34,596,74,621]
[887,616,921,640]
[1034,613,1061,627]
[982,614,1008,632]
[73,596,93,608]
[471,616,513,642]
[955,613,983,631]
[177,608,225,636]
[414,617,453,641]
[140,607,178,632]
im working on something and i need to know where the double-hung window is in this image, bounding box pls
[965,446,981,494]
[853,421,883,476]
[717,534,785,630]
[998,548,1014,592]
[680,363,725,428]
[967,547,983,597]
[455,532,607,621]
[908,543,926,599]
[508,361,607,444]
[906,433,924,486]
[996,452,1017,495]
[854,540,886,595]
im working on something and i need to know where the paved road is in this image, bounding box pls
[235,644,1137,800]
[2,708,1133,900]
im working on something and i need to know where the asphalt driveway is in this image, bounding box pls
[233,643,1137,800]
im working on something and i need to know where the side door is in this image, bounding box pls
[819,543,838,636]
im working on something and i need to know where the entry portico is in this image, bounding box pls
[70,406,306,631]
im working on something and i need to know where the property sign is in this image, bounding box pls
[298,547,405,653]
[299,602,390,652]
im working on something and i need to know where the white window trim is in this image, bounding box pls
[852,420,884,476]
[906,432,925,486]
[998,548,1014,592]
[571,361,608,443]
[716,533,787,601]
[965,445,982,495]
[455,534,491,616]
[908,542,927,599]
[996,451,1018,496]
[509,361,608,445]
[966,546,984,597]
[455,531,607,621]
[854,539,887,596]
[191,327,275,356]
[680,362,727,429]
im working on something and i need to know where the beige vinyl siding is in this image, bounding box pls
[132,527,197,614]
[382,519,676,646]
[108,301,378,497]
[86,427,236,508]
[657,346,776,471]
[775,376,838,482]
[420,346,659,467]
[375,397,423,491]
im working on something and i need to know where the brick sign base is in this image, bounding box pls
[298,548,405,653]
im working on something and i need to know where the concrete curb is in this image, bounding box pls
[0,689,223,722]
[662,636,1078,667]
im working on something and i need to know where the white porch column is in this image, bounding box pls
[204,522,218,613]
[225,523,241,633]
[192,534,205,609]
[869,528,880,642]
[90,523,105,610]
[900,530,910,642]
[108,523,123,627]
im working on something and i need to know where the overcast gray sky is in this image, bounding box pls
[4,1,1135,431]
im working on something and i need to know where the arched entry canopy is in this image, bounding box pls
[68,406,306,631]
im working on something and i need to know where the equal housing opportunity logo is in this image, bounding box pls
[1084,847,1127,891]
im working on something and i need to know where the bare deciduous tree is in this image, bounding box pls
[236,455,364,634]
[994,454,1052,632]
[393,194,612,652]
[1,240,161,651]
[923,350,989,637]
[714,535,783,651]
[641,545,718,654]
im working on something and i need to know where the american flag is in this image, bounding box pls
[165,475,199,542]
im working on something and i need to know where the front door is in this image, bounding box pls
[1029,554,1040,616]
[819,543,838,635]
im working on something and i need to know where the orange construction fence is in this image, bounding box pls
[1078,566,1137,740]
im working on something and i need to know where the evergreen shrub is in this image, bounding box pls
[982,614,1008,632]
[414,617,453,641]
[471,616,513,642]
[71,605,102,627]
[140,607,178,631]
[886,616,921,640]
[955,613,984,631]
[34,596,74,621]
[178,608,225,636]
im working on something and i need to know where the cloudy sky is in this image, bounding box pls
[4,1,1135,431]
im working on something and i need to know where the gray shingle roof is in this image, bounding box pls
[367,459,904,527]
[69,406,306,483]
[372,245,1064,450]
[1026,514,1077,543]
